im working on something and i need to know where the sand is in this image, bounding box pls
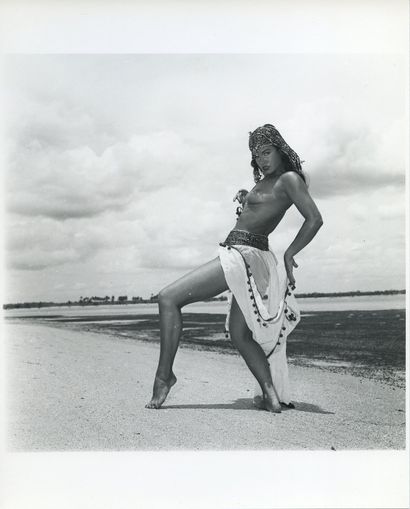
[6,322,405,451]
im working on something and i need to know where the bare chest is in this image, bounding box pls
[246,183,281,206]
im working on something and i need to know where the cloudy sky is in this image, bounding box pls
[3,53,406,302]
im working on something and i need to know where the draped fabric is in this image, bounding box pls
[218,243,300,404]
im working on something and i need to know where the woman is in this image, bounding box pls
[146,124,323,412]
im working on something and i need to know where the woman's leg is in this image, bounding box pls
[229,297,281,413]
[146,257,228,408]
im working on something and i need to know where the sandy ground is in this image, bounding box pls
[6,322,406,451]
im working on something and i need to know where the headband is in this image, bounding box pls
[248,124,303,173]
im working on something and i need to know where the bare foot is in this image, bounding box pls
[263,395,282,413]
[252,393,281,413]
[145,372,177,409]
[262,385,282,413]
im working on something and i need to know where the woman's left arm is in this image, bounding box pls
[281,172,323,285]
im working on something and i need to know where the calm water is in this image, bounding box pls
[4,294,406,319]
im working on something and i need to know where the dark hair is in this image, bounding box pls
[251,159,262,183]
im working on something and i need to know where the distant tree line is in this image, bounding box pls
[3,294,159,309]
[3,301,65,309]
[295,289,405,298]
[2,289,405,309]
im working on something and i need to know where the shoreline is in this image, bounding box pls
[3,292,406,315]
[3,289,406,310]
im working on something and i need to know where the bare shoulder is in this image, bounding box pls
[278,171,309,200]
[278,171,306,188]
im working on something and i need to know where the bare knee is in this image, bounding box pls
[230,327,252,348]
[159,283,199,310]
[158,288,174,307]
[158,287,184,310]
[229,313,252,346]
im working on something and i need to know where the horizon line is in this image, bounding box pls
[2,289,406,308]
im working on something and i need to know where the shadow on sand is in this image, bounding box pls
[162,398,335,414]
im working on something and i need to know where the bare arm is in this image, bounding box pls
[280,172,323,285]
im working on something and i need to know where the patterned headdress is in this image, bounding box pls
[249,124,303,176]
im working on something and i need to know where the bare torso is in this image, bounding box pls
[234,174,292,236]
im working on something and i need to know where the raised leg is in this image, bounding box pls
[229,297,281,413]
[146,257,228,409]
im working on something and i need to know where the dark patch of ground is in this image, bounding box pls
[9,309,405,387]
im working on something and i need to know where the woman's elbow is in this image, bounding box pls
[308,214,323,228]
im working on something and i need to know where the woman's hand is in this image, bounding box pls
[233,189,248,206]
[284,251,298,287]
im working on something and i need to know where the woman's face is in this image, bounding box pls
[255,143,284,177]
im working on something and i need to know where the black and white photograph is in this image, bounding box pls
[1,2,408,508]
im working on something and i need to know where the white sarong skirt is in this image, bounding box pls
[218,236,300,404]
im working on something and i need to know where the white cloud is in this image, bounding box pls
[6,129,213,220]
[290,102,405,198]
[6,215,110,270]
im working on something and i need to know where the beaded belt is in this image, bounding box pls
[220,229,269,251]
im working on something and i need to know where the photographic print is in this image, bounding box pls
[1,2,408,509]
[4,53,406,451]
